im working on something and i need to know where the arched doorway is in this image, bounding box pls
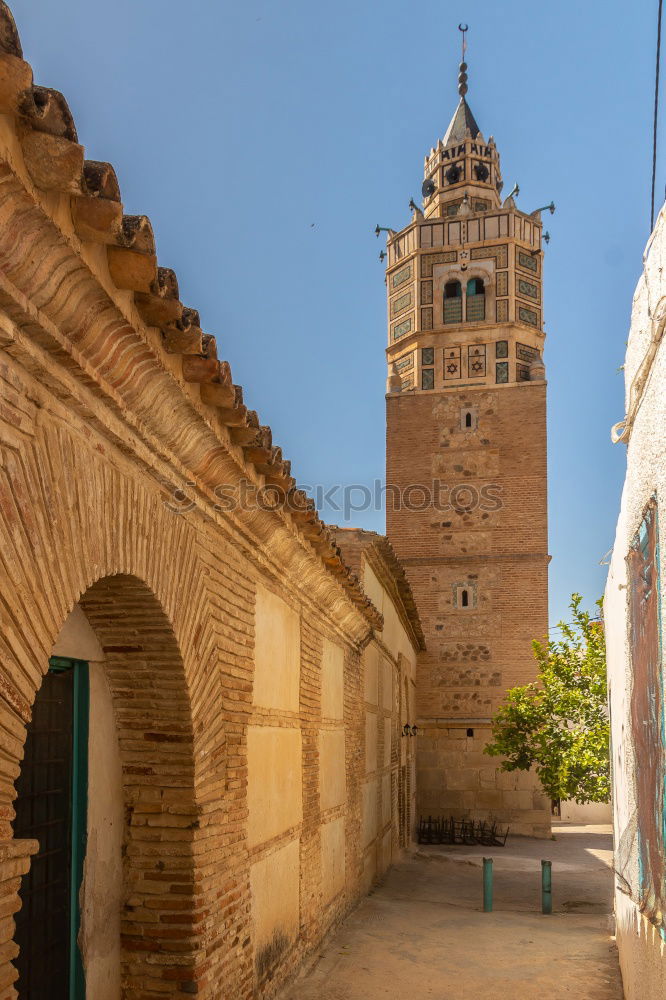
[11,575,199,999]
[13,656,89,998]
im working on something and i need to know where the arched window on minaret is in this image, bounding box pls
[443,280,462,324]
[466,277,485,321]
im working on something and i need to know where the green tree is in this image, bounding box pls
[484,594,610,804]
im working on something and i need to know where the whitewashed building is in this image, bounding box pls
[605,206,666,999]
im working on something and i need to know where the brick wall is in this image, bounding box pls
[387,382,551,836]
[0,17,423,994]
[0,332,420,999]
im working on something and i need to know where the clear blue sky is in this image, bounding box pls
[13,0,659,625]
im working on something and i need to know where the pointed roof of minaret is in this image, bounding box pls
[442,26,481,145]
[443,96,480,145]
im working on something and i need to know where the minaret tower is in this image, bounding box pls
[384,31,551,837]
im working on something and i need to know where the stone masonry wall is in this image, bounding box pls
[387,381,551,837]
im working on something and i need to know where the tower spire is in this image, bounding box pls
[441,25,480,146]
[458,23,468,96]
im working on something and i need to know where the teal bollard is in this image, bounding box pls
[483,857,493,912]
[541,859,552,914]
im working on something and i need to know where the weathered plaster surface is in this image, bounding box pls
[247,727,303,848]
[253,585,301,713]
[605,204,666,1000]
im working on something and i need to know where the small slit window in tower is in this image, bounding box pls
[454,582,476,609]
[443,281,462,324]
[466,727,474,738]
[466,278,486,321]
[460,408,478,431]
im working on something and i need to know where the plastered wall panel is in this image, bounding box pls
[363,643,379,705]
[383,718,392,768]
[381,658,393,712]
[365,713,377,775]
[362,778,378,847]
[250,839,300,965]
[253,584,300,712]
[320,729,346,811]
[321,817,346,903]
[247,726,303,847]
[381,772,392,827]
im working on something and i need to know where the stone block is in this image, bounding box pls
[383,718,392,768]
[253,584,300,712]
[250,839,300,969]
[365,712,377,775]
[362,779,378,848]
[363,644,379,705]
[320,729,346,811]
[442,768,480,791]
[247,726,302,848]
[321,817,345,903]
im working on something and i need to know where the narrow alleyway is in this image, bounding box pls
[282,824,622,1000]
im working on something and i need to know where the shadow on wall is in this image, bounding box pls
[256,929,291,983]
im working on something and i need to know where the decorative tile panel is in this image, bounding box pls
[391,291,412,316]
[421,369,435,390]
[421,251,458,277]
[496,299,509,322]
[394,353,414,372]
[421,347,434,366]
[392,316,412,341]
[495,340,508,358]
[470,243,508,268]
[496,271,508,296]
[495,361,509,383]
[421,307,433,330]
[516,362,531,381]
[468,344,486,378]
[443,347,461,380]
[391,265,411,288]
[400,375,413,389]
[517,250,540,275]
[517,276,539,301]
[516,342,540,363]
[421,280,433,305]
[518,305,539,327]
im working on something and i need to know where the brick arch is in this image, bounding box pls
[78,574,198,997]
[0,421,222,998]
[9,574,200,999]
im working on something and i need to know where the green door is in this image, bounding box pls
[13,657,89,1000]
